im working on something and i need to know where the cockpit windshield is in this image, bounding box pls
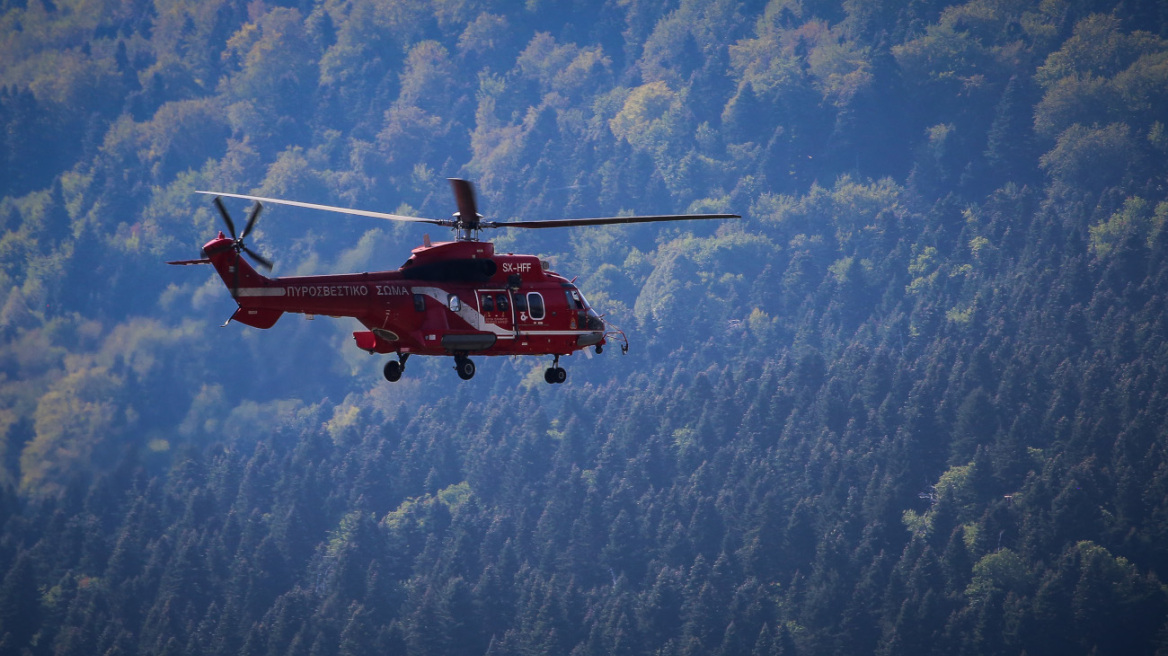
[566,287,591,310]
[565,285,603,331]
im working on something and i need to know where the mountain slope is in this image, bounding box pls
[1,0,1167,654]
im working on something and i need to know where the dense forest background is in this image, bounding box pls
[3,0,1168,653]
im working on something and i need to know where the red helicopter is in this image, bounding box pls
[169,179,738,383]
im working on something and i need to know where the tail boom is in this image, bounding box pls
[204,234,391,329]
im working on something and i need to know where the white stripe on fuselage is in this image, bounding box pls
[412,287,600,340]
[235,287,287,297]
[412,286,515,338]
[236,284,600,341]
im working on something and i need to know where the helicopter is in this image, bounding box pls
[169,179,739,383]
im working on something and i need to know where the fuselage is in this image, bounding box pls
[204,234,606,358]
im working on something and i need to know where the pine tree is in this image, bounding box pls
[0,552,41,649]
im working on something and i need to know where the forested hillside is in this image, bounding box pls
[3,0,1168,653]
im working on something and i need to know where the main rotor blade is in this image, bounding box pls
[449,178,479,228]
[197,191,453,227]
[213,197,237,239]
[241,202,262,240]
[485,213,741,229]
[242,245,273,271]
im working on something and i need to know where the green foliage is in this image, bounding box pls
[516,33,610,100]
[22,364,122,496]
[1,1,1168,655]
[1032,14,1168,202]
[893,0,1021,88]
[103,98,231,185]
[609,81,688,156]
[220,7,318,134]
[1089,196,1168,257]
[965,548,1030,603]
[1038,122,1135,191]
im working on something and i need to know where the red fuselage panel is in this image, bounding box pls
[205,236,606,357]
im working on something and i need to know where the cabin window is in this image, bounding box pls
[480,293,494,312]
[513,292,528,314]
[496,293,509,313]
[447,294,461,312]
[527,293,545,320]
[413,293,426,312]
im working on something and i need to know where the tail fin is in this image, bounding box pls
[203,234,271,298]
[203,234,284,329]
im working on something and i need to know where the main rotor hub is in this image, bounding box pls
[454,211,485,241]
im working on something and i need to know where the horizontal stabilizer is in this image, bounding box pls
[167,258,212,265]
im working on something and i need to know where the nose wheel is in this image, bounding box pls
[544,356,567,384]
[455,355,476,380]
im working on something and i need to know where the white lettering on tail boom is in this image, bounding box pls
[285,285,370,298]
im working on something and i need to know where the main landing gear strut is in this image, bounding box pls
[383,353,410,382]
[544,355,567,385]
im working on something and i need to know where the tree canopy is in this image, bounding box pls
[1,0,1168,654]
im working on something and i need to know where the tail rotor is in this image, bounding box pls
[213,197,273,271]
[206,197,274,297]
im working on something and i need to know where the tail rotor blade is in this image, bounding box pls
[213,197,238,239]
[242,245,274,271]
[207,197,273,272]
[241,202,262,240]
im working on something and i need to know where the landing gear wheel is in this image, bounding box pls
[383,360,402,382]
[544,366,567,384]
[455,356,476,380]
[544,355,567,385]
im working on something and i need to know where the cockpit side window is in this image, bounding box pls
[527,293,545,320]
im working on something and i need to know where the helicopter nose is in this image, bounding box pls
[589,309,605,331]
